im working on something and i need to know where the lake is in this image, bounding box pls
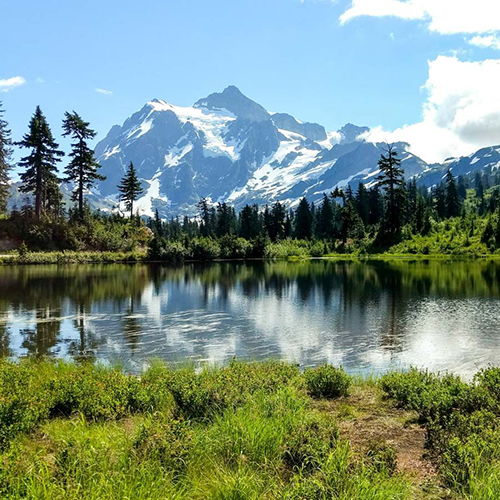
[1,260,500,376]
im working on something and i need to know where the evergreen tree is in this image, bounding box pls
[197,198,212,236]
[294,197,313,239]
[154,209,164,236]
[433,183,447,219]
[284,212,292,238]
[216,202,234,236]
[239,204,261,239]
[475,172,484,199]
[317,194,335,238]
[344,185,354,204]
[489,189,499,214]
[62,111,105,218]
[332,187,344,202]
[239,205,253,239]
[376,145,406,236]
[268,201,286,241]
[355,183,369,225]
[46,174,64,216]
[17,106,64,217]
[0,102,12,213]
[118,162,143,218]
[414,196,431,234]
[475,172,486,215]
[496,210,500,248]
[482,217,495,245]
[407,179,418,225]
[457,176,467,200]
[263,205,271,238]
[445,170,461,218]
[368,186,383,225]
[341,196,364,242]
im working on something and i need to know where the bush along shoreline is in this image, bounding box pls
[1,359,499,498]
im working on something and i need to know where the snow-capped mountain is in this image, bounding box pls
[94,86,430,217]
[416,146,500,187]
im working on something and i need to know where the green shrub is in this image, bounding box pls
[188,237,221,260]
[48,366,138,420]
[304,365,351,399]
[381,367,500,495]
[166,362,302,421]
[475,367,500,402]
[219,235,252,259]
[283,415,339,472]
[380,368,468,423]
[309,241,327,258]
[167,369,228,420]
[148,238,187,262]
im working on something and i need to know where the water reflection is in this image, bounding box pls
[0,260,499,376]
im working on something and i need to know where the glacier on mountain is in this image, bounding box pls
[92,86,458,218]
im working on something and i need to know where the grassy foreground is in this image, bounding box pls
[2,361,500,499]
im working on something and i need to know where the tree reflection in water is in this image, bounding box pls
[0,260,498,375]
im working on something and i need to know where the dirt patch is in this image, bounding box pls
[314,385,447,496]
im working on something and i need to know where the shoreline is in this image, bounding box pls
[1,250,500,265]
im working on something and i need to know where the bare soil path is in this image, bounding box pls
[314,384,457,499]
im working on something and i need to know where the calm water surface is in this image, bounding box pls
[1,260,500,376]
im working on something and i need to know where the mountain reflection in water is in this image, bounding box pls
[0,260,499,376]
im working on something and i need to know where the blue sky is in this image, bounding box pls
[2,0,500,162]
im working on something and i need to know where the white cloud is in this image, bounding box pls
[340,0,500,35]
[361,55,500,162]
[95,88,112,96]
[469,34,500,50]
[0,76,26,93]
[36,77,45,84]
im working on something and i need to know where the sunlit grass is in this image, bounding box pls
[2,359,500,498]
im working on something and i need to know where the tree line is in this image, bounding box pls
[1,101,500,255]
[149,145,500,250]
[0,102,144,220]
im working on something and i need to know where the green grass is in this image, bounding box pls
[0,249,147,265]
[1,359,499,498]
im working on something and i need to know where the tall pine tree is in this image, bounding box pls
[316,194,335,238]
[457,176,467,200]
[0,102,12,213]
[433,184,447,219]
[268,202,286,241]
[368,186,384,225]
[197,198,212,236]
[118,162,143,218]
[294,197,313,240]
[355,183,369,226]
[239,204,261,239]
[376,145,406,238]
[17,106,64,217]
[445,170,461,218]
[62,111,106,218]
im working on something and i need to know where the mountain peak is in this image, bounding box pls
[221,85,244,96]
[338,123,370,144]
[271,112,327,141]
[194,86,270,122]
